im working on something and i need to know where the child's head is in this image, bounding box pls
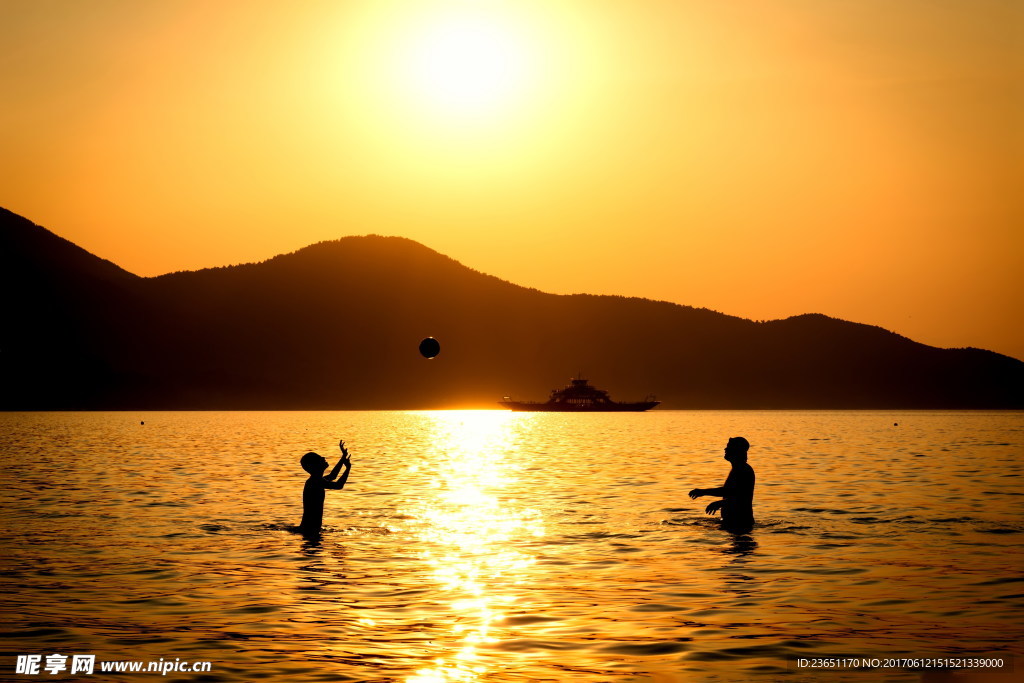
[301,451,328,475]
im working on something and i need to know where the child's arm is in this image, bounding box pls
[327,458,352,490]
[325,439,352,489]
[325,440,349,481]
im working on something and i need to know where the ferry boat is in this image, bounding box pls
[499,377,660,412]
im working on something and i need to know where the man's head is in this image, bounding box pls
[724,436,750,463]
[301,451,328,475]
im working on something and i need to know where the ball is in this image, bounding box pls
[419,337,441,359]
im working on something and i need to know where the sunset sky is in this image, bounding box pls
[3,0,1021,360]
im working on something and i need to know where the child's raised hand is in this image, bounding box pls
[339,439,350,462]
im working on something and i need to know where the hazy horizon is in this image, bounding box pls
[14,213,1023,365]
[2,0,1021,359]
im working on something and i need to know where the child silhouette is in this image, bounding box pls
[298,439,352,535]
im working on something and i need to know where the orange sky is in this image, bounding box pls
[2,0,1021,360]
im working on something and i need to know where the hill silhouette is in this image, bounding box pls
[2,207,1021,409]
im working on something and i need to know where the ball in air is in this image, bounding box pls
[419,337,441,359]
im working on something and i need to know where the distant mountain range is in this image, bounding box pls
[3,207,1021,409]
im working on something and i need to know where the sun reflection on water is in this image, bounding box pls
[402,411,542,683]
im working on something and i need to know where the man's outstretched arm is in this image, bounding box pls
[689,485,728,499]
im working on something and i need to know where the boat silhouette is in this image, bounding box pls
[499,377,660,412]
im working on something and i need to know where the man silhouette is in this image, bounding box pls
[298,439,352,535]
[689,437,755,533]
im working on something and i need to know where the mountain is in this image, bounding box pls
[2,207,1021,409]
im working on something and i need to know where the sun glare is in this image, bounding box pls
[402,12,533,118]
[342,1,554,131]
[329,0,592,185]
[399,410,542,682]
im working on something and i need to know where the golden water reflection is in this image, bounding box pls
[401,411,541,683]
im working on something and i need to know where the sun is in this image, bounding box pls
[330,0,588,173]
[376,4,542,125]
[403,12,532,118]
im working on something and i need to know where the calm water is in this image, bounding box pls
[2,410,1022,682]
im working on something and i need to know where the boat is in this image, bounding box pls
[499,377,660,412]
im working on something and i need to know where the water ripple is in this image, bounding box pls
[1,410,1022,681]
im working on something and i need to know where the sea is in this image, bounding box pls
[2,410,1022,682]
